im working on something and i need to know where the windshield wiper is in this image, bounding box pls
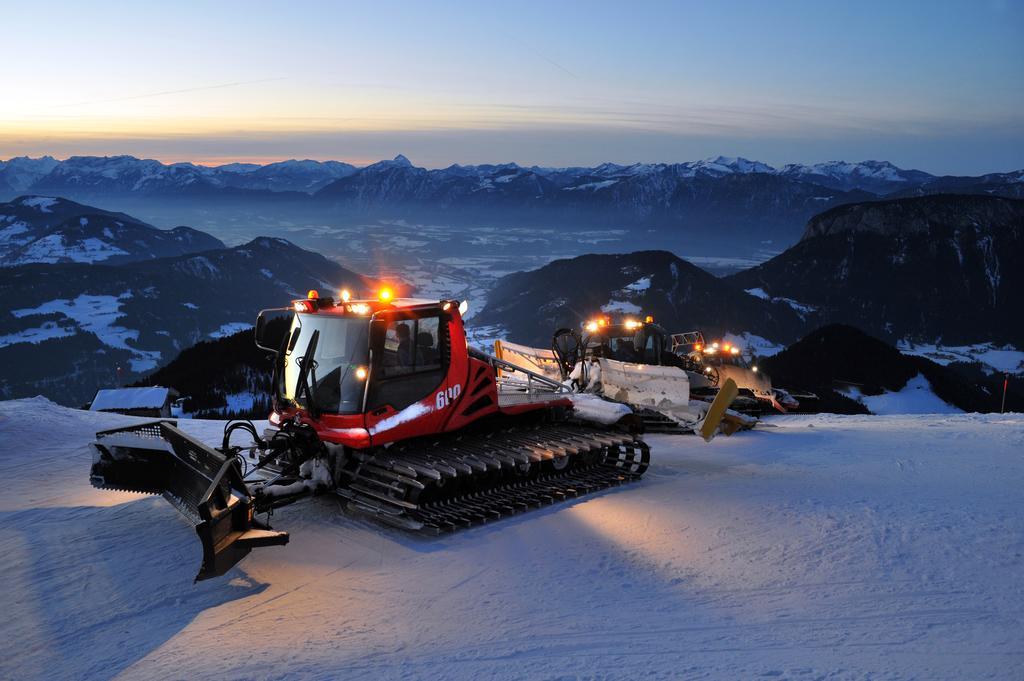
[295,329,321,419]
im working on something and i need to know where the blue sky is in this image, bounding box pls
[2,0,1021,173]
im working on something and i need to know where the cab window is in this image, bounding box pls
[369,314,447,412]
[609,336,639,363]
[380,317,442,378]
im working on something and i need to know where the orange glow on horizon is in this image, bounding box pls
[0,145,384,169]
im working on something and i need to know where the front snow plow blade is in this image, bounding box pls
[698,378,740,442]
[89,420,288,581]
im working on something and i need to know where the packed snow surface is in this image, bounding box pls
[1,398,1021,680]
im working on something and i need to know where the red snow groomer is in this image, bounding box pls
[89,289,654,581]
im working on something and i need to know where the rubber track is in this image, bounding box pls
[338,422,649,533]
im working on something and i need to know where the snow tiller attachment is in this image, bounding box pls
[89,290,655,581]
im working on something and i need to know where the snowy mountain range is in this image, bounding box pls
[3,154,1019,201]
[0,196,223,266]
[310,156,883,247]
[0,156,60,192]
[775,160,936,193]
[313,155,1022,208]
[0,223,375,405]
[0,155,356,197]
[5,154,1020,255]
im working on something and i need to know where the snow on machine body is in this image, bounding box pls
[90,290,743,581]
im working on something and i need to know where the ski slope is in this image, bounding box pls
[1,397,1022,680]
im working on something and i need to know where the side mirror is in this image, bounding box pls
[254,310,284,352]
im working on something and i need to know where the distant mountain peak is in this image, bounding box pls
[801,193,1022,240]
[702,156,773,174]
[729,194,1024,346]
[215,162,261,174]
[0,196,223,267]
[246,236,297,250]
[358,155,417,174]
[776,160,934,193]
[475,249,805,346]
[1,155,58,166]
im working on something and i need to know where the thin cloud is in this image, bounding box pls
[53,77,288,109]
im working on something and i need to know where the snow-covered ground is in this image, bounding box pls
[1,397,1022,680]
[6,292,163,372]
[744,287,818,318]
[898,340,1024,376]
[208,322,252,339]
[722,331,788,359]
[840,374,962,415]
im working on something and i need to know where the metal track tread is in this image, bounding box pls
[404,464,635,534]
[340,421,649,533]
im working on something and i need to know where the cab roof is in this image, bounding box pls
[291,295,452,316]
